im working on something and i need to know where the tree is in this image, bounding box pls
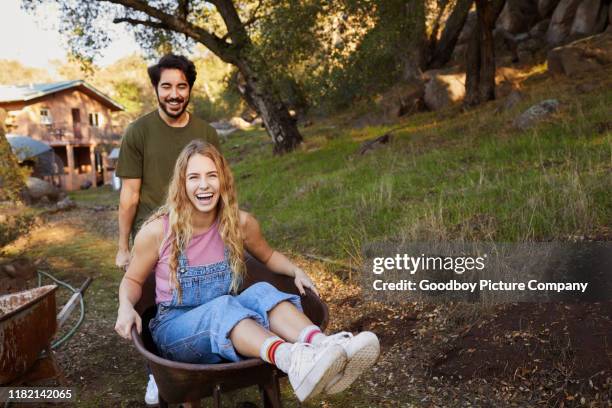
[0,109,27,202]
[22,0,303,154]
[428,0,474,69]
[464,0,505,107]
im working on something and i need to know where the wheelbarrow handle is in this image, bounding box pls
[79,277,93,295]
[56,277,93,329]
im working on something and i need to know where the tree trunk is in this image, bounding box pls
[402,0,427,81]
[0,109,26,202]
[236,61,302,154]
[464,0,506,107]
[429,0,474,69]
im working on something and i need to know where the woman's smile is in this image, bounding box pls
[185,154,221,213]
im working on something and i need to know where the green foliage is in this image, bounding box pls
[0,112,28,203]
[191,52,244,120]
[0,211,36,248]
[250,0,421,113]
[0,60,54,85]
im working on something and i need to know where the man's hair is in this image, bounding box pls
[147,54,197,89]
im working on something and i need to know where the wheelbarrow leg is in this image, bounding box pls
[212,384,222,408]
[260,369,282,408]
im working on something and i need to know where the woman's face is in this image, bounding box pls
[185,153,221,213]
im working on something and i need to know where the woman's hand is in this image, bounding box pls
[293,268,319,297]
[114,304,142,341]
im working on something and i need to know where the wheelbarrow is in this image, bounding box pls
[131,254,329,407]
[0,274,92,386]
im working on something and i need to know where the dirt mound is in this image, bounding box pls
[433,302,611,395]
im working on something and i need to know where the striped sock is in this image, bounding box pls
[298,325,326,345]
[260,336,286,365]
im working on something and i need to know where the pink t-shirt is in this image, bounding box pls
[154,216,225,304]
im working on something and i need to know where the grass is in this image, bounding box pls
[225,66,611,263]
[67,185,119,207]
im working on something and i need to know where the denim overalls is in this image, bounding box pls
[149,248,302,364]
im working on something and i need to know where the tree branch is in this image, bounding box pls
[104,0,237,62]
[209,0,250,46]
[112,17,168,30]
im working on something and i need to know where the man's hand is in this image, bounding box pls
[115,247,131,270]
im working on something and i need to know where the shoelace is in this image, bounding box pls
[320,331,353,346]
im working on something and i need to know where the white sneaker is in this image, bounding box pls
[145,374,159,406]
[286,343,347,402]
[318,331,380,394]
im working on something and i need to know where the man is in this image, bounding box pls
[115,53,220,405]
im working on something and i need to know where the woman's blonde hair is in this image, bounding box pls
[145,140,244,301]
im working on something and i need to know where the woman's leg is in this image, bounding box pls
[235,282,317,342]
[268,300,314,342]
[229,318,275,357]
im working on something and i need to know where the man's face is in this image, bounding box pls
[156,68,191,119]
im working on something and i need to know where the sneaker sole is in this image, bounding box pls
[325,339,380,394]
[294,345,347,402]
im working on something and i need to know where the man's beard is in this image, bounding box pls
[158,94,190,119]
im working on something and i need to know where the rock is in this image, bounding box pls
[229,116,254,130]
[378,81,425,118]
[518,37,545,53]
[210,120,234,130]
[547,32,612,76]
[497,89,526,112]
[240,108,258,123]
[56,197,76,211]
[570,0,608,37]
[495,80,518,100]
[539,0,561,17]
[546,0,582,45]
[514,99,560,130]
[358,133,392,155]
[423,70,466,111]
[498,0,540,34]
[0,258,36,280]
[25,177,60,202]
[529,19,551,38]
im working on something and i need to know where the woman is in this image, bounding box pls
[114,140,380,402]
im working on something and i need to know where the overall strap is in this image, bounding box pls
[178,252,189,270]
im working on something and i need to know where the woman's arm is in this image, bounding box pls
[114,218,164,340]
[240,211,319,296]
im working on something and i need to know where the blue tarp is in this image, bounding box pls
[6,134,52,161]
[6,134,64,176]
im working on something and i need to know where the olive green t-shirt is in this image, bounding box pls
[116,110,220,233]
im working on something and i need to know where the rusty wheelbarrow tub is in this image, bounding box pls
[0,274,93,386]
[0,285,58,385]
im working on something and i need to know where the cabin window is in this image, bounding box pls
[88,112,100,127]
[40,108,52,125]
[4,111,19,131]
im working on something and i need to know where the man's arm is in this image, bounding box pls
[116,178,142,269]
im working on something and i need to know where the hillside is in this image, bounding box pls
[228,63,611,260]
